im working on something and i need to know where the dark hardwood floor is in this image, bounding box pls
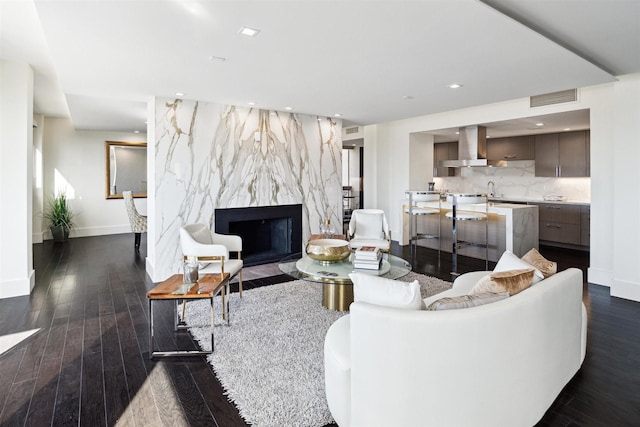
[0,234,638,426]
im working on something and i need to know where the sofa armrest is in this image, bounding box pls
[324,315,351,427]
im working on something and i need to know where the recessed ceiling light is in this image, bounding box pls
[564,128,572,131]
[209,55,226,62]
[248,102,256,106]
[334,113,342,117]
[239,26,260,37]
[448,83,463,89]
[175,92,184,97]
[455,131,459,135]
[284,107,293,111]
[536,122,545,126]
[134,130,140,134]
[402,95,414,100]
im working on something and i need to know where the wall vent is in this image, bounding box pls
[345,126,360,135]
[530,89,578,107]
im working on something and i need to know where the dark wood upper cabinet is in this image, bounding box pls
[433,141,457,177]
[487,135,535,161]
[535,131,589,177]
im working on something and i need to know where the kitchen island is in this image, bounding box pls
[487,197,590,249]
[401,199,538,262]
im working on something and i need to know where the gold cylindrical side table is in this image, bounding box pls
[323,283,354,311]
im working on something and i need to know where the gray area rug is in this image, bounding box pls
[183,272,451,427]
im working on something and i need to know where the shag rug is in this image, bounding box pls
[183,272,451,427]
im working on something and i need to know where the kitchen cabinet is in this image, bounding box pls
[581,205,590,246]
[534,131,589,177]
[585,131,591,177]
[487,135,534,161]
[433,141,457,177]
[534,203,582,246]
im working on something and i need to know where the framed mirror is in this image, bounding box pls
[105,141,147,199]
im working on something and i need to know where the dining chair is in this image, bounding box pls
[123,190,147,253]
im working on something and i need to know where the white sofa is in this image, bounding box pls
[324,268,587,427]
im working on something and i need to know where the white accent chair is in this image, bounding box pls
[179,223,244,297]
[347,209,391,253]
[123,190,147,253]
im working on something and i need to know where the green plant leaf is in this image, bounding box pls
[43,192,75,229]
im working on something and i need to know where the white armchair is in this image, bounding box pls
[179,223,244,297]
[347,209,391,252]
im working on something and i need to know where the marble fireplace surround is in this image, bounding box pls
[149,98,342,281]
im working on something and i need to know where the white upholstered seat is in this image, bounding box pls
[179,223,243,297]
[347,209,391,252]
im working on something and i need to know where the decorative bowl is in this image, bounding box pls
[306,239,351,263]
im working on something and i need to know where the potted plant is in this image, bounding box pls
[44,192,75,242]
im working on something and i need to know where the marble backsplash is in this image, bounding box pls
[152,98,342,280]
[433,161,591,202]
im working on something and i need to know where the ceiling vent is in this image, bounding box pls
[345,126,360,135]
[530,89,578,108]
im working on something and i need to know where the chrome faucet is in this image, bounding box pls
[487,181,496,198]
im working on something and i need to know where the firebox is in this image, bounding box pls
[214,204,302,266]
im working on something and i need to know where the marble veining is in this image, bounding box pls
[433,161,591,203]
[152,98,342,280]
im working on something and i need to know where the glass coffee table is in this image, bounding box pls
[279,252,411,311]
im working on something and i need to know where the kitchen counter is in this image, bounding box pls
[401,200,538,261]
[488,197,590,206]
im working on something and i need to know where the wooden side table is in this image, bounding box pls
[147,273,230,358]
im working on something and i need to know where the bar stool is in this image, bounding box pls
[405,191,441,256]
[445,193,488,273]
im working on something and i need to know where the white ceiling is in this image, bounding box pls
[1,0,639,134]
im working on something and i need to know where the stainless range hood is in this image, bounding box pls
[439,125,491,167]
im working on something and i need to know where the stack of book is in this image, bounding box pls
[353,246,382,270]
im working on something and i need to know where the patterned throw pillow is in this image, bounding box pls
[521,248,557,279]
[494,250,544,284]
[470,268,535,296]
[426,292,510,311]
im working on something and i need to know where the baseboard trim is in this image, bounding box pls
[146,257,157,282]
[0,269,35,299]
[588,267,612,287]
[611,278,640,302]
[41,225,131,240]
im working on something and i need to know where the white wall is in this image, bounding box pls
[33,114,45,243]
[409,132,433,190]
[365,74,640,302]
[0,60,34,298]
[611,75,640,301]
[42,118,147,240]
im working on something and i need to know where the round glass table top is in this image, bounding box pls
[278,252,412,284]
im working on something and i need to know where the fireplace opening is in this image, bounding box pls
[215,204,302,267]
